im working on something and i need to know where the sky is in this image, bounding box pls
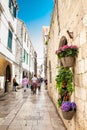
[17,0,54,65]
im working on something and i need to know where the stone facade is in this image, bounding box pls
[0,0,18,94]
[0,0,36,95]
[16,19,36,80]
[47,0,87,130]
[42,26,49,79]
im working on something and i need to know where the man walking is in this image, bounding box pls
[13,75,18,92]
[31,74,38,94]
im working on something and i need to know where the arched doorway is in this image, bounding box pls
[59,36,67,47]
[59,36,67,66]
[6,65,11,82]
[5,65,11,92]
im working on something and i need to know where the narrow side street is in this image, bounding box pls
[0,83,66,130]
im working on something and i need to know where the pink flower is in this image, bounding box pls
[55,44,78,59]
[62,45,69,51]
[70,45,77,49]
[56,50,61,54]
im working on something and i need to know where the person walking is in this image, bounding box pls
[37,77,41,92]
[31,74,38,94]
[13,75,18,92]
[22,75,28,92]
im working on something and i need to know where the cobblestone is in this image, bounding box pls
[0,83,66,130]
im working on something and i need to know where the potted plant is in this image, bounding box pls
[56,67,74,107]
[61,101,76,120]
[55,45,79,67]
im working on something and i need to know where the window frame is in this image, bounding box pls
[7,29,13,51]
[9,0,17,18]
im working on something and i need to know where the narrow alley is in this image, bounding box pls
[0,83,66,130]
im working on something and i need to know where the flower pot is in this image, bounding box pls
[61,57,75,67]
[62,110,75,120]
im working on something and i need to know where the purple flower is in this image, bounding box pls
[71,102,76,110]
[61,101,71,111]
[61,101,76,112]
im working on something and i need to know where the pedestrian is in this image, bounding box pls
[31,74,38,94]
[37,77,41,92]
[44,78,47,89]
[26,76,29,88]
[13,75,19,92]
[22,75,28,92]
[29,79,33,92]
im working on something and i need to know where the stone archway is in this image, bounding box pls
[6,65,11,82]
[59,36,67,66]
[59,36,67,48]
[5,65,11,92]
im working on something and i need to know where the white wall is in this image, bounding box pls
[0,0,17,62]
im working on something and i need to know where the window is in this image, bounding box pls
[7,29,13,50]
[26,53,28,64]
[13,6,16,17]
[24,50,26,62]
[24,32,26,42]
[9,0,16,17]
[27,39,29,47]
[24,50,28,64]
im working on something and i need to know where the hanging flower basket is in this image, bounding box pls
[61,56,75,67]
[55,45,78,59]
[61,101,76,120]
[62,110,76,120]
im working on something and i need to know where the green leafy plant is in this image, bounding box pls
[56,67,74,107]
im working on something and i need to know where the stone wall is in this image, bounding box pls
[47,0,87,130]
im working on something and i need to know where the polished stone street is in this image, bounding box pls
[0,83,66,130]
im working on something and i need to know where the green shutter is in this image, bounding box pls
[9,0,11,8]
[8,29,12,50]
[23,50,28,64]
[13,7,16,18]
[27,54,28,64]
[25,53,27,64]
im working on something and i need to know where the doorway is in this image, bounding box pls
[5,65,11,92]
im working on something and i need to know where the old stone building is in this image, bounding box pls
[42,26,49,79]
[0,0,37,95]
[16,19,36,80]
[0,0,18,94]
[47,0,87,130]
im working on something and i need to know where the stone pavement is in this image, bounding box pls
[0,83,66,130]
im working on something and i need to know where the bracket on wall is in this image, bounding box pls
[67,30,73,39]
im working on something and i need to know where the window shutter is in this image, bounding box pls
[13,6,16,17]
[9,0,11,8]
[8,29,12,50]
[27,53,28,64]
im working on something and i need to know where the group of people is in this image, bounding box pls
[30,74,41,94]
[13,74,42,94]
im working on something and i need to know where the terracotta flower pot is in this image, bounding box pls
[62,110,76,120]
[61,57,75,67]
